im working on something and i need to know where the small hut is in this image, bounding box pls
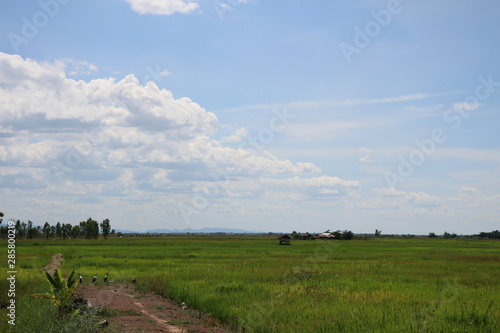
[301,233,312,240]
[277,234,291,245]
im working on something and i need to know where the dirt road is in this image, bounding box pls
[44,254,229,332]
[77,283,228,332]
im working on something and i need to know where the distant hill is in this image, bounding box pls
[112,227,265,234]
[145,227,264,234]
[113,228,142,234]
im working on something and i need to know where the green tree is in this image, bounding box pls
[100,218,111,240]
[35,225,42,238]
[429,232,437,238]
[86,218,99,239]
[62,223,72,239]
[342,230,354,240]
[375,229,382,237]
[50,225,56,238]
[15,220,23,238]
[79,220,87,239]
[443,231,457,239]
[0,211,3,224]
[21,221,27,237]
[71,225,81,239]
[56,222,62,238]
[43,222,51,239]
[332,230,342,239]
[27,220,34,239]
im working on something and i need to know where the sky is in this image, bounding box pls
[0,0,499,234]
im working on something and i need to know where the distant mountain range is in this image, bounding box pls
[113,227,265,234]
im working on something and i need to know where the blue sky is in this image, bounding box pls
[0,0,499,234]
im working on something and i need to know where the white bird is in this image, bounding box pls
[104,273,108,283]
[92,274,97,283]
[79,273,83,283]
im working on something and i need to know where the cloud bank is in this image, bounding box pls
[124,0,199,15]
[0,53,352,213]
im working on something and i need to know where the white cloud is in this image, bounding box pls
[221,127,249,143]
[124,0,199,15]
[288,93,432,110]
[351,187,500,232]
[0,52,321,196]
[405,103,443,114]
[359,155,373,163]
[60,58,98,76]
[358,147,374,163]
[160,69,172,77]
[219,92,465,114]
[264,175,360,200]
[360,147,373,154]
[353,188,443,210]
[459,187,481,196]
[453,101,480,112]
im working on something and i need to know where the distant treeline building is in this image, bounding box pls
[300,232,336,240]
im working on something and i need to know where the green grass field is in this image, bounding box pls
[1,236,499,332]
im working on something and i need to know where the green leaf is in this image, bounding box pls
[54,270,63,290]
[43,270,58,289]
[32,293,53,299]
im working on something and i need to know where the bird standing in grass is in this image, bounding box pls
[79,273,83,284]
[92,274,97,283]
[104,273,108,283]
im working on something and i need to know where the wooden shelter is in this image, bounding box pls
[277,234,291,245]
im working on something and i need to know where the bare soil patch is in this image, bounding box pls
[77,283,229,333]
[41,254,229,332]
[43,253,65,274]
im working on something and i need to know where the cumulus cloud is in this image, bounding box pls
[60,58,98,76]
[124,0,199,15]
[264,175,360,200]
[352,188,443,210]
[458,187,481,196]
[221,127,249,143]
[0,52,323,198]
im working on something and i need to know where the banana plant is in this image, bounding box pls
[32,269,79,318]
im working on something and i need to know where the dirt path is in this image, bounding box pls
[77,283,229,333]
[41,254,229,332]
[43,253,65,274]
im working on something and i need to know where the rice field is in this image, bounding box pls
[1,236,499,332]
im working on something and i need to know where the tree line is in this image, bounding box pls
[475,230,500,239]
[0,213,112,240]
[290,229,355,240]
